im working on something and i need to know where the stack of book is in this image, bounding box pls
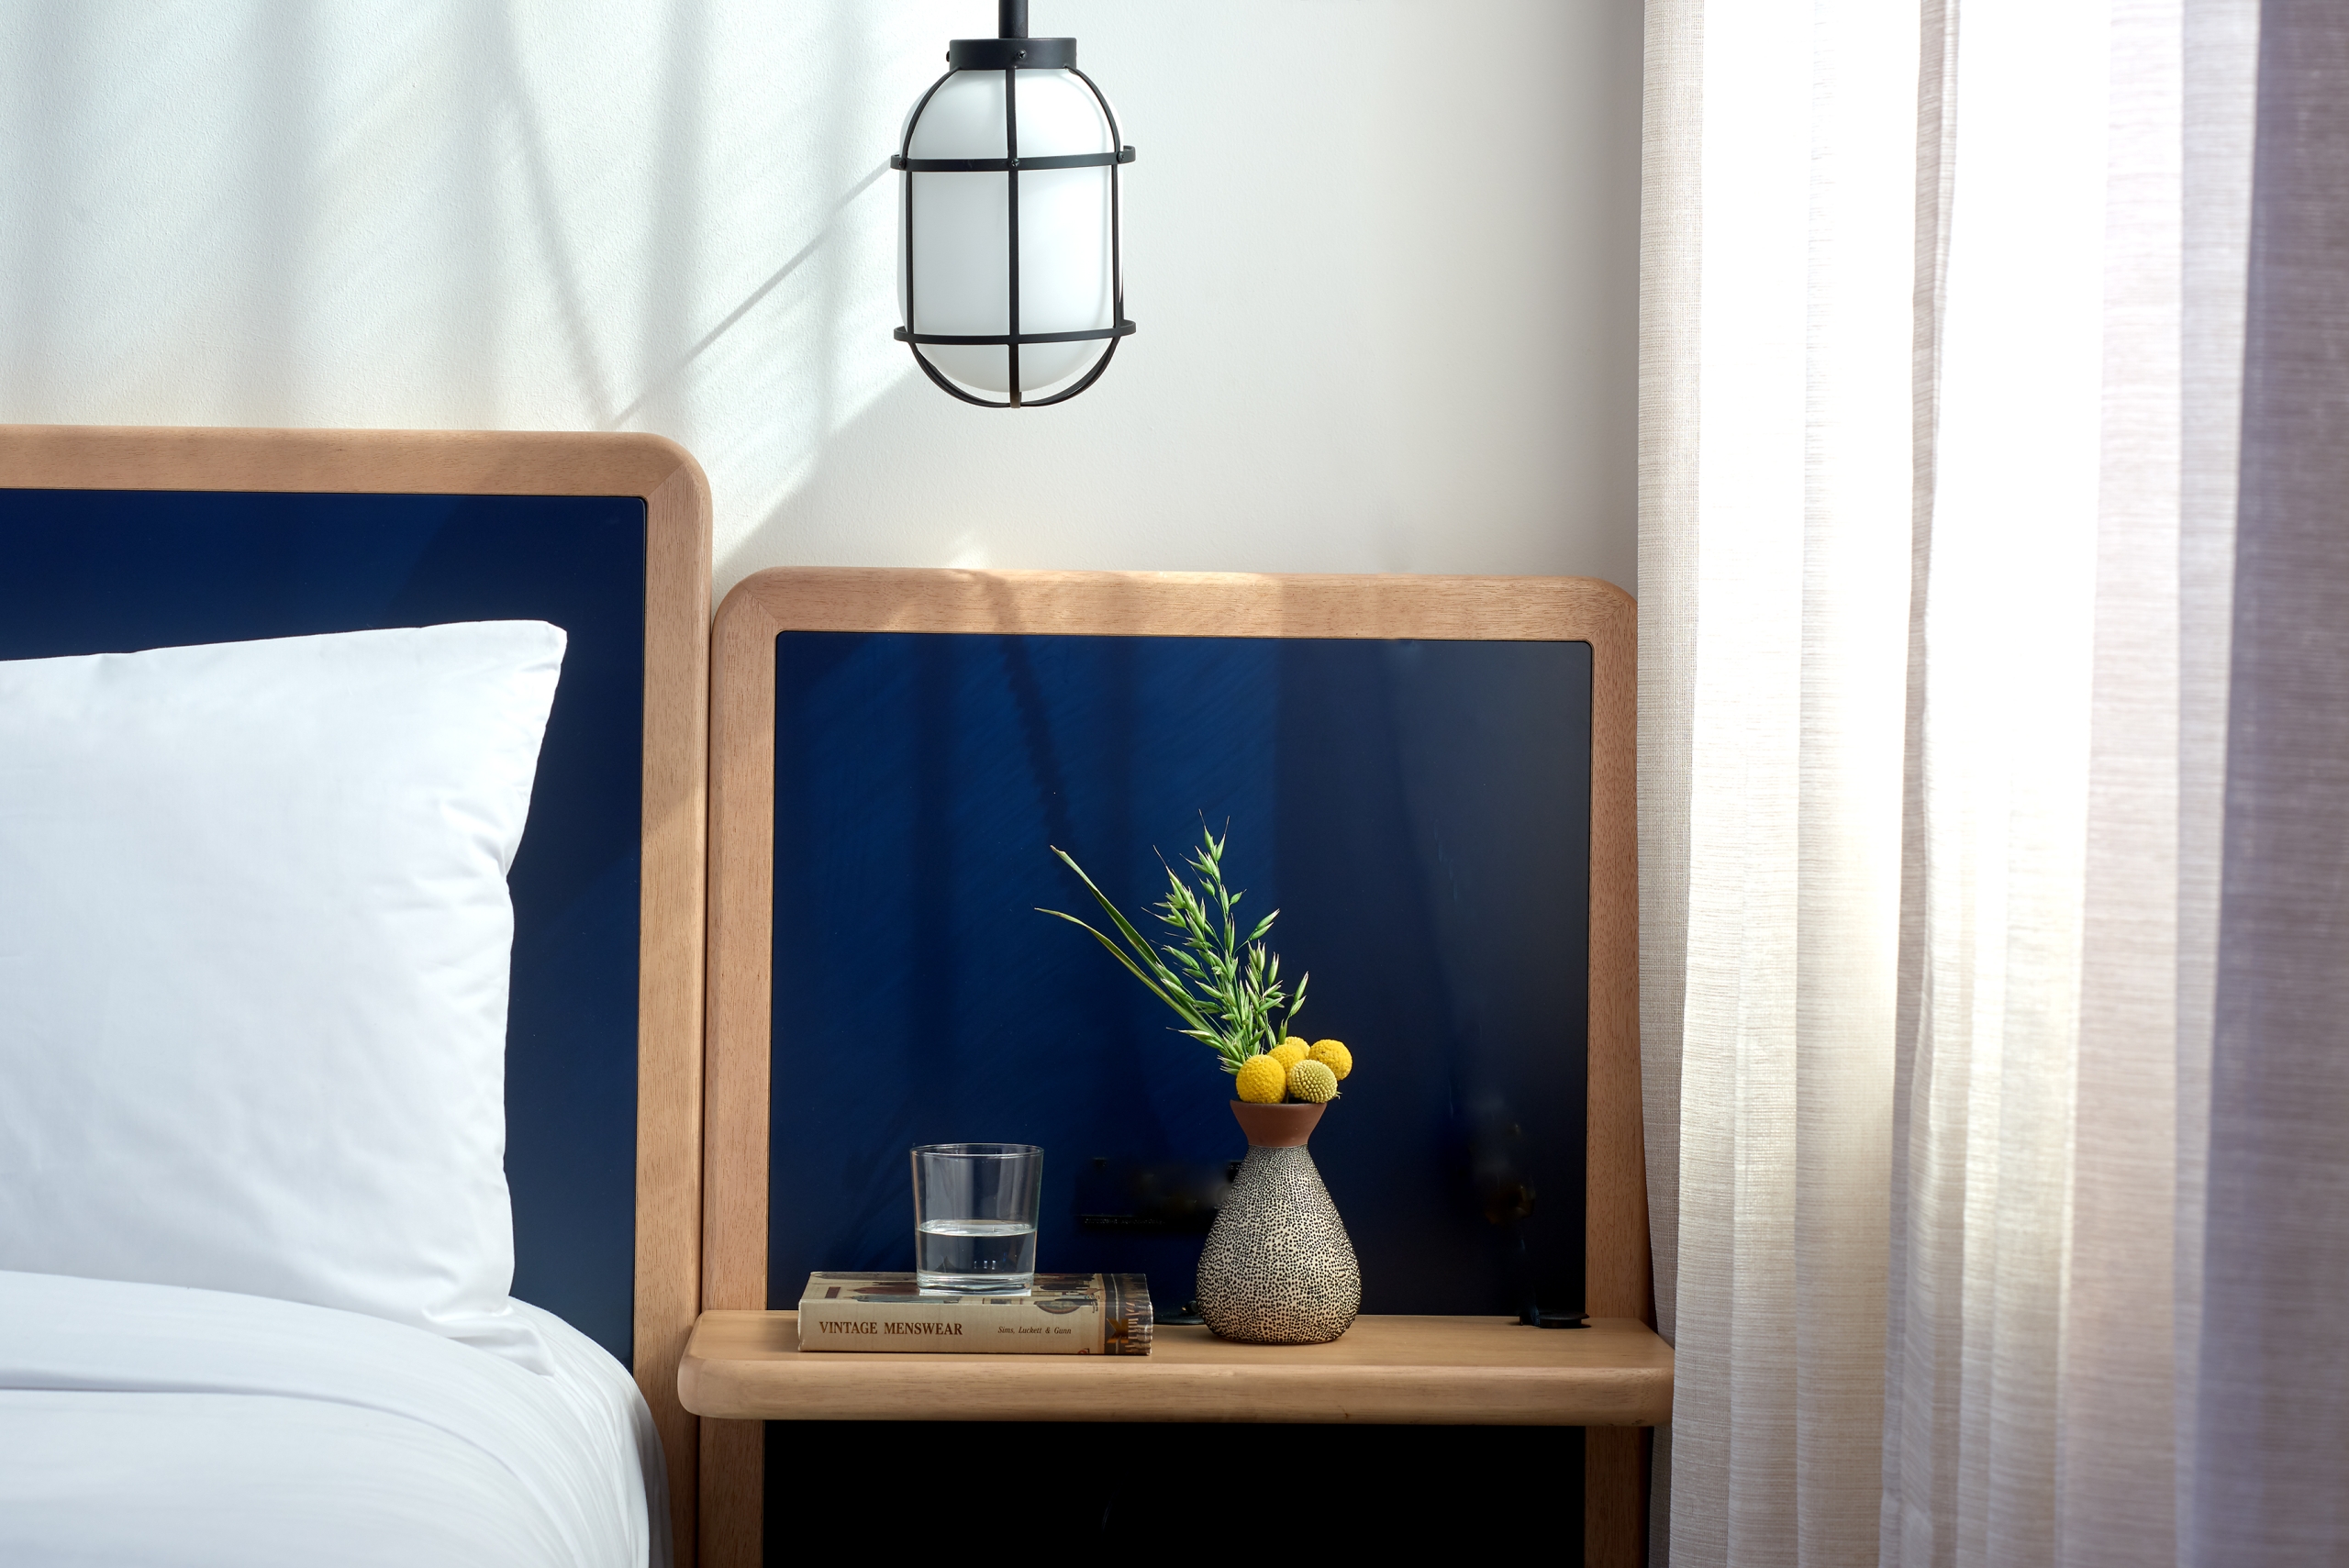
[796,1273,1153,1356]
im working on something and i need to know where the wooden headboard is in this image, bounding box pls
[0,425,711,1561]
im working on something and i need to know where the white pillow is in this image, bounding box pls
[0,622,565,1371]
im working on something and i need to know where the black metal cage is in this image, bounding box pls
[890,1,1137,408]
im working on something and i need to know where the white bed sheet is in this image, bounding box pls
[0,1270,666,1568]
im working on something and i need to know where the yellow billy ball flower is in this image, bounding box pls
[1270,1038,1311,1071]
[1309,1040,1353,1080]
[1286,1060,1340,1104]
[1235,1054,1288,1105]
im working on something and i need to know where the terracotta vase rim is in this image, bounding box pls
[1228,1099,1326,1148]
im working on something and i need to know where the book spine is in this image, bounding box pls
[798,1296,1105,1354]
[796,1275,1155,1355]
[1103,1273,1153,1357]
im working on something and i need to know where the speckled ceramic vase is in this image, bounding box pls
[1195,1101,1361,1344]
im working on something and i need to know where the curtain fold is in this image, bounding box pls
[1637,0,2343,1562]
[2170,2,2258,1556]
[2193,3,2349,1560]
[1889,2,2112,1559]
[1639,3,1913,1563]
[1635,6,1703,1550]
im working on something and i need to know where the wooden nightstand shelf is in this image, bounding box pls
[679,1309,1672,1427]
[699,573,1653,1567]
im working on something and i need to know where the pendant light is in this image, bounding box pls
[891,0,1136,408]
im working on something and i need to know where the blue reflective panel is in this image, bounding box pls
[770,633,1591,1318]
[0,489,647,1363]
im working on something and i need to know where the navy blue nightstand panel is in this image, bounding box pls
[769,631,1591,1321]
[0,489,646,1364]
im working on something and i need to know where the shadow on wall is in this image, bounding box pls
[0,2,1642,591]
[0,1,906,450]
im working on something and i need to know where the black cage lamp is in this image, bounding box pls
[892,0,1136,408]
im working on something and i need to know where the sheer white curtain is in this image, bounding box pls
[1634,1,2294,1564]
[1638,0,1912,1561]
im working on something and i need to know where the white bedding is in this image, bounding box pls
[0,1270,667,1567]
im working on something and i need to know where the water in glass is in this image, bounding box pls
[916,1218,1038,1290]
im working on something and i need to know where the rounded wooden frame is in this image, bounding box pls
[0,423,713,1562]
[702,568,1649,1568]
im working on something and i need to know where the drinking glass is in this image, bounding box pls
[912,1143,1043,1294]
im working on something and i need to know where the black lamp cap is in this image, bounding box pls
[948,35,1075,70]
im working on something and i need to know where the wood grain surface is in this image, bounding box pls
[682,1310,1671,1427]
[0,424,713,1564]
[701,569,1647,1568]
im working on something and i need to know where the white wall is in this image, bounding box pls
[0,2,1641,601]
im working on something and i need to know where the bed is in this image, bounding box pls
[0,426,710,1565]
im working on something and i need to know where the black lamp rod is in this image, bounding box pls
[999,0,1028,39]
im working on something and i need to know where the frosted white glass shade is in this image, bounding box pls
[898,68,1118,401]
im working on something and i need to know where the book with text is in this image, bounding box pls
[796,1273,1153,1355]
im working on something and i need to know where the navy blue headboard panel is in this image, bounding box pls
[0,488,646,1363]
[768,631,1591,1320]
